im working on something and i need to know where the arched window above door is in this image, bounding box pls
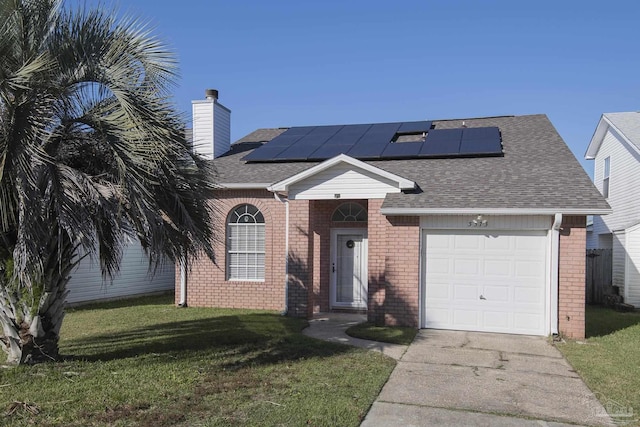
[331,203,367,222]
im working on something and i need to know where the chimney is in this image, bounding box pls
[191,88,231,159]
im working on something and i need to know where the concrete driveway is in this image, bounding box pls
[362,330,614,426]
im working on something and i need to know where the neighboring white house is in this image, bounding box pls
[66,240,175,304]
[585,112,640,306]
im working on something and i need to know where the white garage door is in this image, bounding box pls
[423,230,548,335]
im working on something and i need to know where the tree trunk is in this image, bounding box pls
[0,274,70,364]
[0,240,76,365]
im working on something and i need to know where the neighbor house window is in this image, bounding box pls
[603,156,610,198]
[332,202,367,222]
[227,204,265,280]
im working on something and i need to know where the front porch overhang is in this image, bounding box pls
[267,154,415,200]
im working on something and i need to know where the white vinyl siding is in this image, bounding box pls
[591,128,640,245]
[66,240,174,304]
[603,156,610,198]
[420,215,552,231]
[625,225,640,306]
[612,231,626,291]
[192,100,214,159]
[213,102,231,158]
[191,99,231,159]
[287,164,401,200]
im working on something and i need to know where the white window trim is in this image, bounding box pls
[603,156,610,198]
[226,204,265,281]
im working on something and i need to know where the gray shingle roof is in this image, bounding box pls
[604,112,640,151]
[212,114,610,213]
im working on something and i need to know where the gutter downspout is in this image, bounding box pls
[178,257,187,307]
[274,192,289,315]
[550,213,562,335]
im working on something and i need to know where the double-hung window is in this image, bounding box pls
[227,204,265,281]
[603,156,610,198]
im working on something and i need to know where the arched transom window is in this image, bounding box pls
[331,202,367,222]
[227,204,265,280]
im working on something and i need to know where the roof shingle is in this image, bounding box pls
[212,114,609,212]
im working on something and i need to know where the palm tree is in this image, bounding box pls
[0,0,215,364]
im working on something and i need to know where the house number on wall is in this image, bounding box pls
[468,215,488,227]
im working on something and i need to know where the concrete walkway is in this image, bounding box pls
[303,315,616,426]
[302,313,407,360]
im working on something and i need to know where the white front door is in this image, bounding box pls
[331,229,368,309]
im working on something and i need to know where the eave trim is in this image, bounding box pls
[380,207,613,216]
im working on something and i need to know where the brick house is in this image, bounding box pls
[177,90,610,339]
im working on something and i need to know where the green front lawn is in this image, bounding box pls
[346,322,417,346]
[557,306,640,422]
[0,295,395,426]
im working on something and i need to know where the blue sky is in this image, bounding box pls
[77,1,640,176]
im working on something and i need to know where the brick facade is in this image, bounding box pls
[176,190,286,310]
[282,198,420,327]
[180,190,588,337]
[558,215,587,339]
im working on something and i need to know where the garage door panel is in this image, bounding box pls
[428,257,452,274]
[428,308,451,327]
[424,230,548,336]
[426,282,449,296]
[453,235,482,249]
[514,287,544,303]
[515,260,544,277]
[454,285,479,301]
[484,259,512,276]
[482,285,509,302]
[454,258,480,275]
[483,311,510,329]
[514,312,544,332]
[515,236,546,251]
[429,234,452,249]
[453,310,480,328]
[484,237,511,251]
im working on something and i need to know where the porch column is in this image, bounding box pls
[558,215,587,339]
[287,200,313,317]
[367,199,387,325]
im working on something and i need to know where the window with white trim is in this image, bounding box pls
[331,202,367,222]
[603,156,610,198]
[227,204,265,281]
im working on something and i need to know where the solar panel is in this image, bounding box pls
[275,143,323,161]
[397,121,432,133]
[459,127,502,155]
[419,129,462,155]
[308,144,354,160]
[346,122,403,159]
[323,124,371,145]
[381,141,423,158]
[242,121,502,162]
[345,143,386,159]
[284,126,316,136]
[242,145,289,161]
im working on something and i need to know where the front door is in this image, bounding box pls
[331,229,368,309]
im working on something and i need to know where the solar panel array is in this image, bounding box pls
[242,121,502,162]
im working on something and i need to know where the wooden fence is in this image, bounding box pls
[585,249,612,304]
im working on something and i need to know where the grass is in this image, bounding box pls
[0,295,395,426]
[346,322,417,345]
[557,305,640,423]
